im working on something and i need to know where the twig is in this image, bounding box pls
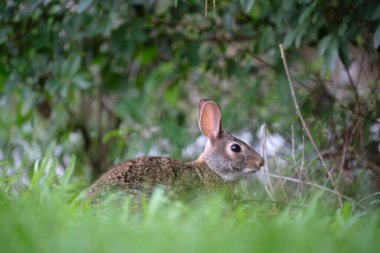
[343,62,360,115]
[213,0,216,19]
[356,192,380,205]
[356,50,366,95]
[237,198,305,209]
[340,60,364,167]
[261,125,274,191]
[260,124,276,201]
[265,173,340,197]
[101,95,118,117]
[265,173,371,212]
[291,125,297,169]
[204,0,208,17]
[204,34,258,43]
[338,129,349,176]
[334,100,380,124]
[278,44,343,206]
[274,154,289,202]
[292,125,304,200]
[338,118,363,183]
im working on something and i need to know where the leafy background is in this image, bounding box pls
[1,0,379,186]
[0,1,380,252]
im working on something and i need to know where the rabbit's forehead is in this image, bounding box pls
[222,132,251,147]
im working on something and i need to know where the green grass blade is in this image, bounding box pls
[0,160,10,167]
[60,155,76,186]
[45,159,57,185]
[30,144,54,189]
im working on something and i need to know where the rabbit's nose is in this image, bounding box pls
[257,158,264,168]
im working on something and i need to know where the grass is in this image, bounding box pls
[0,154,380,253]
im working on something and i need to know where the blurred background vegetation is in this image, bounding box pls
[1,1,380,253]
[0,0,379,198]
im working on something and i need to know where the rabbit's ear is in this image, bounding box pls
[199,101,221,141]
[198,99,209,124]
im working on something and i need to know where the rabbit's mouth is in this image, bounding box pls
[232,166,259,173]
[221,167,258,182]
[242,167,260,173]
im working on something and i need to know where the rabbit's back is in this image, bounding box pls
[87,157,202,198]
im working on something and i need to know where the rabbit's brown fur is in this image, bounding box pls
[87,99,264,199]
[86,157,223,198]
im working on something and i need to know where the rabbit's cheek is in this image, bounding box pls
[230,156,245,170]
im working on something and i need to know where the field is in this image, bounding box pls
[1,156,379,253]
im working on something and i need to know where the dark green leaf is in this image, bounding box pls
[67,56,81,77]
[318,35,333,56]
[373,24,380,48]
[77,0,93,13]
[73,76,91,89]
[371,5,380,20]
[298,2,317,24]
[338,42,350,67]
[240,0,255,13]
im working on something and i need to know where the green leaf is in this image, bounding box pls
[0,26,12,44]
[294,27,306,48]
[164,85,180,106]
[67,56,81,77]
[338,41,350,67]
[103,129,124,143]
[372,5,380,20]
[30,144,54,189]
[240,0,255,13]
[60,155,76,186]
[283,30,295,47]
[77,0,93,13]
[73,76,91,89]
[318,34,339,74]
[137,46,157,65]
[323,43,338,74]
[45,159,57,185]
[298,0,312,3]
[298,2,317,24]
[0,160,9,167]
[144,188,167,222]
[341,201,352,219]
[318,35,333,55]
[373,24,380,48]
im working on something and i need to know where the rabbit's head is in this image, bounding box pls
[198,99,264,181]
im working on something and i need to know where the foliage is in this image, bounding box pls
[1,156,380,253]
[0,1,379,193]
[1,2,380,251]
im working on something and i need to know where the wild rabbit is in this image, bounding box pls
[87,99,264,199]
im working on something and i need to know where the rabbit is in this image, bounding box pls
[86,99,264,199]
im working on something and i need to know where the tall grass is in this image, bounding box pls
[0,152,379,253]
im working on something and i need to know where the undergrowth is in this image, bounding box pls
[0,150,379,253]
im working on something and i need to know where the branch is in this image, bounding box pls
[266,173,371,212]
[356,192,380,205]
[260,124,275,200]
[278,44,343,206]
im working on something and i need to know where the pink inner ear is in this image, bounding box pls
[199,101,221,140]
[198,99,209,125]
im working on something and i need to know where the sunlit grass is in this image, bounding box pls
[0,153,379,253]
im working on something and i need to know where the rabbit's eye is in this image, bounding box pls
[230,144,241,153]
